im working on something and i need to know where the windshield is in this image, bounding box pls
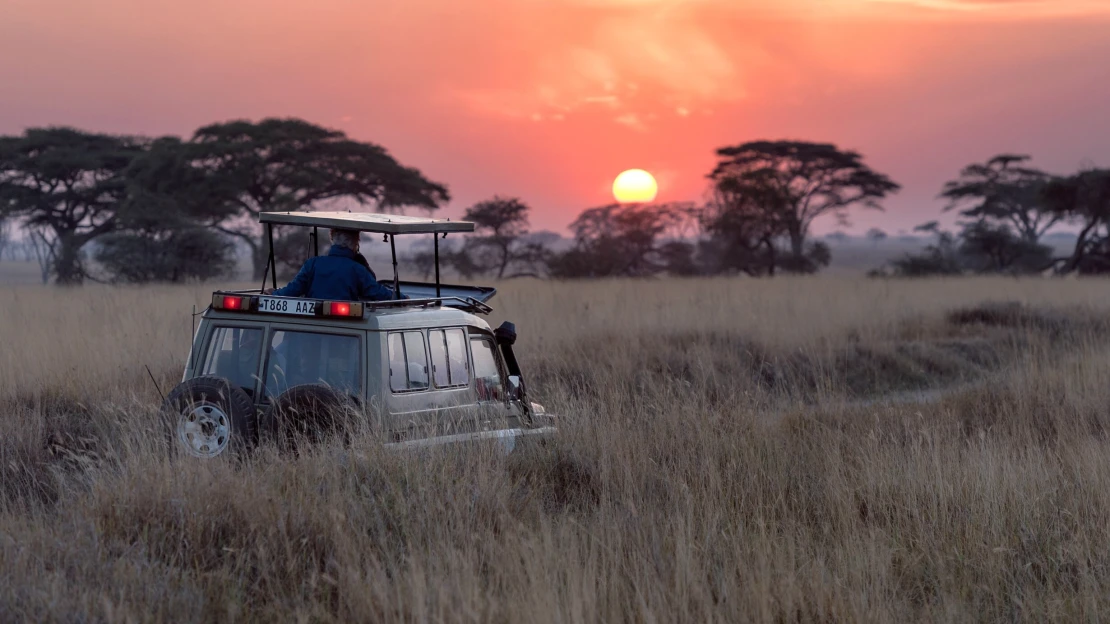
[201,327,263,395]
[263,330,362,399]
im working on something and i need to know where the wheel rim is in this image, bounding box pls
[177,401,232,458]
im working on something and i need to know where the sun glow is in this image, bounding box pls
[612,169,658,203]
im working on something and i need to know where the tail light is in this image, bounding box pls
[324,301,362,317]
[212,294,249,310]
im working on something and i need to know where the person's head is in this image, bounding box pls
[330,228,360,251]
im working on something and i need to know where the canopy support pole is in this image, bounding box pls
[389,234,400,300]
[266,223,277,290]
[434,233,442,298]
[311,226,319,257]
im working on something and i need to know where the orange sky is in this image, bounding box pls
[2,0,1109,234]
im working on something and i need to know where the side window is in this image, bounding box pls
[202,327,263,395]
[388,331,429,392]
[470,336,503,401]
[429,328,470,388]
[445,329,470,385]
[263,330,361,398]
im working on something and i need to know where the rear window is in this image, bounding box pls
[202,327,263,395]
[263,330,361,398]
[388,331,430,392]
[428,328,469,388]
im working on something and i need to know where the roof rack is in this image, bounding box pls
[364,296,494,315]
[259,211,474,235]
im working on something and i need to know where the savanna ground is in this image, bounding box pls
[4,276,1110,622]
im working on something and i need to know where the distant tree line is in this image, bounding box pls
[426,140,902,280]
[3,118,1107,284]
[871,155,1110,277]
[0,119,447,284]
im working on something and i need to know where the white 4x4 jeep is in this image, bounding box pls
[161,211,555,458]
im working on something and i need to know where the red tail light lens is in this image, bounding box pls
[212,294,247,310]
[322,301,361,317]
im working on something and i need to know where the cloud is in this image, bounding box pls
[864,0,1110,16]
[451,0,764,129]
[447,0,1109,130]
[614,112,646,130]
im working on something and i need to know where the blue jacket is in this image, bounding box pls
[272,245,403,301]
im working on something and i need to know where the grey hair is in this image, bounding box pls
[330,228,360,250]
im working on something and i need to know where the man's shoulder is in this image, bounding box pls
[318,254,376,278]
[352,262,379,282]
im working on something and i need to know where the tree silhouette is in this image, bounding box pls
[941,154,1057,243]
[462,196,531,278]
[866,228,887,245]
[956,221,1051,274]
[1042,169,1110,274]
[699,169,791,275]
[94,227,236,283]
[120,136,240,229]
[74,136,245,284]
[0,128,143,284]
[709,141,899,269]
[188,118,449,279]
[881,222,964,277]
[549,203,687,278]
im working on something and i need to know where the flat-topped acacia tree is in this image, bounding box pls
[1042,169,1110,274]
[0,128,144,284]
[941,154,1057,244]
[188,118,449,279]
[708,141,900,271]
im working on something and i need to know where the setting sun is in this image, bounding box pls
[613,169,658,204]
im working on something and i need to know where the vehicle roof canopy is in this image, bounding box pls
[259,211,474,235]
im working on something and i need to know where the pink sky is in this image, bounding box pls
[2,0,1108,235]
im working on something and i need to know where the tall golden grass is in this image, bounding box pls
[3,276,1110,621]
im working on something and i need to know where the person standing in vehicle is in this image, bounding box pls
[265,228,403,300]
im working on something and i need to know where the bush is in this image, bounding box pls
[95,227,237,283]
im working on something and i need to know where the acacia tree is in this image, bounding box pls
[189,118,450,279]
[1042,169,1110,274]
[548,203,688,278]
[94,137,241,283]
[0,128,144,283]
[708,141,900,269]
[121,137,240,226]
[941,154,1057,243]
[699,168,791,276]
[462,196,531,278]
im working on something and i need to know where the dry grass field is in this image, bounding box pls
[4,276,1110,622]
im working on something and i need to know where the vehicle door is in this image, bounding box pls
[194,323,268,401]
[257,324,365,407]
[382,328,473,439]
[467,329,523,431]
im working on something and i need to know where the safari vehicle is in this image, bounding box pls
[161,211,555,458]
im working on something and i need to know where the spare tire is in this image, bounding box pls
[262,384,358,452]
[161,376,258,459]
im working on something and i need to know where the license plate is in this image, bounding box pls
[258,297,317,316]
